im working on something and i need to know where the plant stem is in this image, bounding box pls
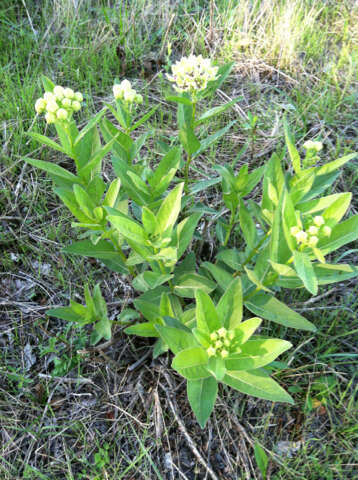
[223,211,236,246]
[233,230,272,276]
[184,101,197,194]
[158,259,174,292]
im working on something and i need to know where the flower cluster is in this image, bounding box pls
[303,140,323,167]
[166,54,218,94]
[113,80,143,104]
[290,216,331,248]
[206,327,238,359]
[35,86,83,124]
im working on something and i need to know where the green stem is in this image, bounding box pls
[233,230,272,277]
[223,211,236,247]
[110,232,136,277]
[184,101,197,194]
[158,259,174,292]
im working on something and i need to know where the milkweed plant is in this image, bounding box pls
[26,55,358,428]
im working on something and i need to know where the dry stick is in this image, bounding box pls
[162,372,219,480]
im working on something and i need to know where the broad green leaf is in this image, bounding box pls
[74,108,107,146]
[297,192,348,215]
[198,62,234,99]
[148,146,181,194]
[187,377,218,428]
[108,212,146,245]
[239,200,257,248]
[73,184,96,219]
[323,192,351,224]
[125,322,159,337]
[179,126,201,155]
[155,183,184,235]
[155,325,198,354]
[314,263,358,285]
[79,134,119,179]
[132,271,173,292]
[201,262,233,290]
[41,75,55,91]
[315,153,357,175]
[166,95,193,105]
[262,153,285,213]
[176,213,202,258]
[46,307,81,323]
[245,267,272,293]
[223,369,294,404]
[195,290,220,333]
[206,356,226,381]
[283,118,301,173]
[27,132,67,154]
[172,347,208,370]
[173,273,216,298]
[234,317,262,345]
[195,96,242,125]
[289,169,315,205]
[225,339,292,370]
[127,171,150,196]
[142,207,158,235]
[216,278,243,329]
[103,178,121,208]
[24,158,80,184]
[319,214,358,254]
[245,291,316,331]
[293,250,318,295]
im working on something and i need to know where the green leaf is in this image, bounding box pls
[293,250,318,295]
[132,271,173,292]
[155,325,198,354]
[103,178,121,208]
[223,370,294,404]
[323,192,351,224]
[314,263,358,285]
[46,307,81,323]
[225,339,292,370]
[108,212,146,245]
[172,347,208,371]
[130,106,158,132]
[216,278,243,329]
[24,158,80,184]
[41,75,55,91]
[74,108,107,146]
[195,96,242,125]
[195,290,220,333]
[173,273,216,298]
[27,132,67,154]
[239,200,257,248]
[245,291,316,331]
[194,121,236,157]
[283,118,301,173]
[187,377,218,428]
[319,214,358,255]
[79,134,119,179]
[176,213,202,258]
[166,95,193,105]
[254,442,269,479]
[297,192,351,215]
[201,262,233,291]
[148,146,181,195]
[206,356,226,381]
[125,322,159,337]
[315,152,357,175]
[234,317,262,345]
[179,126,201,155]
[155,183,184,235]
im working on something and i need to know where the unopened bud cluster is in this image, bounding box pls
[290,216,331,249]
[113,80,143,104]
[35,86,83,124]
[303,140,323,167]
[206,327,236,359]
[167,54,218,94]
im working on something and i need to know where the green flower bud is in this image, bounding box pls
[120,79,131,91]
[44,91,55,102]
[45,112,56,124]
[215,340,223,349]
[74,91,83,102]
[72,100,81,112]
[323,226,332,237]
[314,216,325,227]
[64,88,74,99]
[35,98,46,114]
[217,327,227,338]
[207,347,216,357]
[210,332,218,341]
[56,108,68,120]
[53,85,65,99]
[295,230,308,243]
[308,225,318,235]
[135,93,143,104]
[113,84,123,100]
[220,349,229,358]
[308,235,318,247]
[46,100,59,113]
[62,98,72,108]
[124,89,136,102]
[290,226,300,236]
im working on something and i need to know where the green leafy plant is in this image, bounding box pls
[25,54,358,428]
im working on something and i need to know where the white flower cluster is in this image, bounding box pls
[35,86,83,124]
[206,327,235,359]
[290,216,331,248]
[166,54,219,94]
[112,80,143,104]
[303,140,323,152]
